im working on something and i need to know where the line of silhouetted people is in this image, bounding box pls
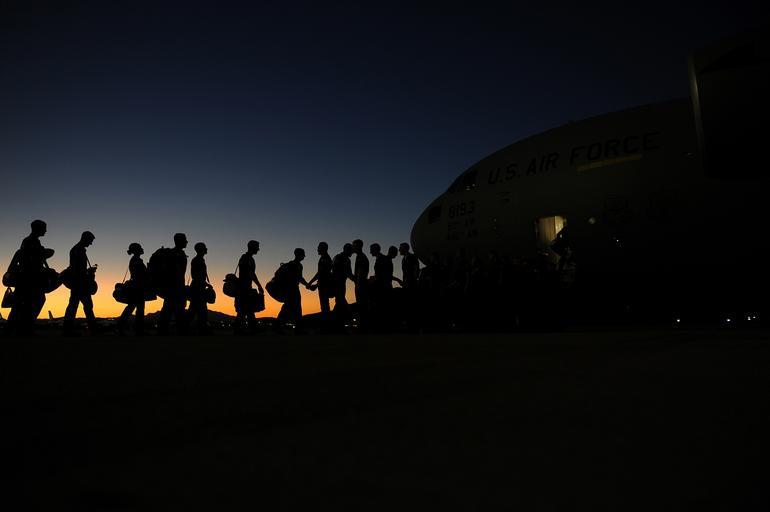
[1,220,428,336]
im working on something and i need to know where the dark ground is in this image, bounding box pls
[2,329,770,511]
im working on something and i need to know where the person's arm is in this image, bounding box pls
[346,261,354,282]
[307,271,319,286]
[253,272,263,293]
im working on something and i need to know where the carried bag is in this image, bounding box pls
[113,282,131,304]
[266,262,292,303]
[60,267,74,289]
[3,250,21,287]
[223,261,241,298]
[2,287,15,308]
[113,266,133,304]
[85,259,98,296]
[248,289,265,313]
[204,284,216,304]
[223,273,239,298]
[147,247,175,298]
[41,267,62,294]
[2,271,18,288]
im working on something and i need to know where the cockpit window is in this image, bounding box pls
[448,169,478,193]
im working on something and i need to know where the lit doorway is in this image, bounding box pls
[535,215,566,249]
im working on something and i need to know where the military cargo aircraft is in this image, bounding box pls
[411,29,769,318]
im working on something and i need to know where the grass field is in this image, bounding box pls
[3,329,770,510]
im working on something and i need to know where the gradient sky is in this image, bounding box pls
[0,1,763,318]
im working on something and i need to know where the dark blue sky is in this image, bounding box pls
[0,1,763,315]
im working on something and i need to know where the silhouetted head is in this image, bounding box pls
[174,233,188,249]
[80,231,95,247]
[343,243,353,257]
[294,248,305,261]
[387,246,398,259]
[31,219,47,237]
[352,239,363,254]
[369,243,381,256]
[127,243,144,256]
[317,241,328,255]
[247,240,260,255]
[399,242,410,256]
[194,242,207,255]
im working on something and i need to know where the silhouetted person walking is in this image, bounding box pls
[369,243,388,329]
[63,231,97,336]
[371,244,398,330]
[187,242,210,334]
[370,243,393,292]
[398,242,420,330]
[6,220,53,335]
[117,243,147,335]
[307,242,333,315]
[157,233,188,335]
[399,243,420,289]
[352,239,369,328]
[235,240,264,333]
[277,248,310,327]
[331,243,355,328]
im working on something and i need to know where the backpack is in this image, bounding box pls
[223,273,239,298]
[147,247,175,297]
[265,262,293,303]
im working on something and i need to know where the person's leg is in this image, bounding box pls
[6,286,25,334]
[158,298,172,334]
[333,290,348,330]
[234,296,243,333]
[82,294,96,332]
[31,292,46,323]
[291,294,303,330]
[63,291,79,333]
[135,301,145,335]
[320,293,330,314]
[118,303,135,333]
[186,295,197,330]
[174,293,187,334]
[198,300,208,332]
[19,289,39,335]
